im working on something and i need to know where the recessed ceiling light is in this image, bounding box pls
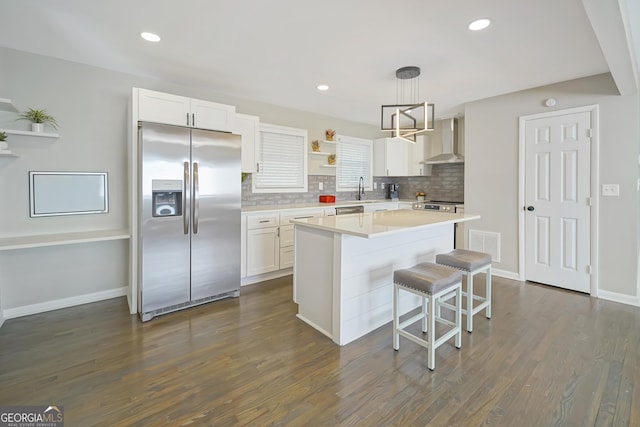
[468,18,491,31]
[317,84,329,91]
[140,32,161,42]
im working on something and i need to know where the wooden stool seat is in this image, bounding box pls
[435,249,492,333]
[393,262,463,371]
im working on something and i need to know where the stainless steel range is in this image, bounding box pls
[413,200,465,248]
[412,200,462,213]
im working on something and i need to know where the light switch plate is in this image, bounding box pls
[602,184,619,197]
[381,183,385,189]
[374,182,377,189]
[318,182,323,190]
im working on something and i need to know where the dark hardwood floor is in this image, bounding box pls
[1,275,639,426]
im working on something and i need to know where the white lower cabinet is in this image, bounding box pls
[243,208,325,280]
[245,213,280,276]
[246,227,280,276]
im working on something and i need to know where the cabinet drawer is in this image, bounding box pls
[279,246,295,269]
[247,214,279,229]
[280,225,294,247]
[280,210,323,225]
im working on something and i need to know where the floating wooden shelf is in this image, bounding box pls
[0,98,18,112]
[321,164,337,168]
[309,151,331,156]
[323,140,337,144]
[0,128,59,138]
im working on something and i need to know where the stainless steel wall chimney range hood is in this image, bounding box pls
[421,117,464,164]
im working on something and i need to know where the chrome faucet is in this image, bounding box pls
[357,176,364,200]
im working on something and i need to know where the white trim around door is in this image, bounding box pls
[518,104,599,296]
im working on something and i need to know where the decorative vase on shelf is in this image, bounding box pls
[325,129,336,141]
[328,154,336,165]
[31,123,44,133]
[0,141,9,151]
[311,140,320,152]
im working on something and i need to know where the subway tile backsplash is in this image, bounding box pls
[241,164,464,206]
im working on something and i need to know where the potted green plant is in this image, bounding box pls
[17,108,59,132]
[0,131,8,151]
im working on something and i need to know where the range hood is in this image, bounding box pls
[421,117,464,164]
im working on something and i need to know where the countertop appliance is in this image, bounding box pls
[387,183,399,200]
[137,122,241,322]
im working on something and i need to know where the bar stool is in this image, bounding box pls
[393,262,463,371]
[435,249,491,333]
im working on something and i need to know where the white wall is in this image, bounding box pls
[465,73,639,300]
[0,47,379,317]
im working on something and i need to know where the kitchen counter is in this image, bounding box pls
[292,209,479,346]
[241,199,415,213]
[290,209,478,238]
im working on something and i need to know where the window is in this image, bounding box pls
[335,135,373,191]
[253,123,308,193]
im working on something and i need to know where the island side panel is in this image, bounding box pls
[335,223,454,345]
[294,225,334,339]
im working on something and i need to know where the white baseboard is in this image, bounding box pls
[597,290,640,307]
[241,269,293,286]
[492,268,522,281]
[3,286,128,320]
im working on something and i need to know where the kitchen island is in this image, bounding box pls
[291,209,479,345]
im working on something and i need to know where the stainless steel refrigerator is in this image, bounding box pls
[137,122,241,321]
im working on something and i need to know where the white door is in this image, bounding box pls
[524,110,591,292]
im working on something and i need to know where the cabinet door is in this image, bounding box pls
[279,224,294,247]
[386,138,409,176]
[279,246,295,269]
[373,138,408,176]
[190,99,235,132]
[138,88,190,126]
[408,135,426,176]
[246,227,279,276]
[235,113,259,173]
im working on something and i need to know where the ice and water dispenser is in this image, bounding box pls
[151,179,182,217]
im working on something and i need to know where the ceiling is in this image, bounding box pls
[0,0,636,126]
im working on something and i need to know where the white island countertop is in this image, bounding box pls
[291,209,479,239]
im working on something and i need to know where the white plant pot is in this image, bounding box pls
[0,141,8,151]
[31,123,44,133]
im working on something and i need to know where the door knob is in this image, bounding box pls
[526,206,535,211]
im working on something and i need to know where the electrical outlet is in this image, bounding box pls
[602,184,619,197]
[374,182,377,189]
[319,182,323,190]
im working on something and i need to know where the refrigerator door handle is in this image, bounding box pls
[183,161,190,234]
[193,161,200,234]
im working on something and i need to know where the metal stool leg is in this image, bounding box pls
[466,273,474,333]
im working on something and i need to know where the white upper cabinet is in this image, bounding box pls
[408,135,426,176]
[374,136,430,176]
[136,88,235,132]
[373,137,409,176]
[234,113,259,173]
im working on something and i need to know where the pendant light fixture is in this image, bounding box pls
[380,66,434,142]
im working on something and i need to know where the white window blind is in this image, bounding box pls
[336,135,373,191]
[253,123,308,193]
